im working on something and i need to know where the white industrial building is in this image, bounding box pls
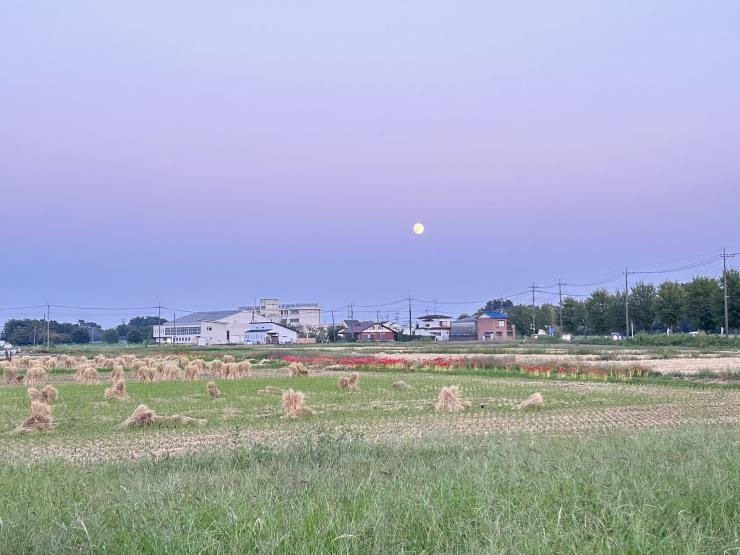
[153,310,257,346]
[152,299,321,346]
[238,298,320,327]
[243,321,298,345]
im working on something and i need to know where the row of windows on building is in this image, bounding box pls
[164,326,201,336]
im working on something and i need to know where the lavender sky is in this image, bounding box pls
[1,1,739,326]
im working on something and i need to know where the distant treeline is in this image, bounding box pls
[1,316,166,346]
[475,270,740,336]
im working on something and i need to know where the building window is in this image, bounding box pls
[498,320,505,327]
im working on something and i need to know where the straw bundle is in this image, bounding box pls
[207,381,221,397]
[16,400,54,432]
[281,389,314,417]
[435,386,471,413]
[104,379,129,400]
[338,372,359,390]
[121,404,206,427]
[514,392,544,410]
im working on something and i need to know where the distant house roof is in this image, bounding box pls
[478,311,509,319]
[246,321,297,334]
[343,321,396,335]
[165,310,239,324]
[418,314,452,321]
[455,316,477,323]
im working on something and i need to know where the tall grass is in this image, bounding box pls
[0,426,737,553]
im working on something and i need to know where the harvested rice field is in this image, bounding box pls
[1,351,738,553]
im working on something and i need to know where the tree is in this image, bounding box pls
[127,316,166,341]
[684,276,722,332]
[561,297,585,334]
[70,327,90,344]
[722,269,740,332]
[506,305,534,336]
[102,328,119,344]
[655,281,685,332]
[126,329,144,344]
[585,289,611,334]
[475,299,514,316]
[629,282,656,332]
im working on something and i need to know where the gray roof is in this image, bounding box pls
[165,310,239,324]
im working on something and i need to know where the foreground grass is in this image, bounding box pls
[0,426,737,553]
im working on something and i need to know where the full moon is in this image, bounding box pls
[413,222,425,235]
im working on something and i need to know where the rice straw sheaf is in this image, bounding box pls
[121,404,206,427]
[281,389,314,418]
[16,400,54,432]
[514,392,544,411]
[207,381,221,397]
[338,372,359,390]
[435,386,471,413]
[288,362,309,377]
[104,379,129,400]
[40,384,58,403]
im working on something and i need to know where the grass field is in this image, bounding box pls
[1,353,738,553]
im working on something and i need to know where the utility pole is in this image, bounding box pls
[408,296,413,336]
[348,304,354,320]
[721,248,738,334]
[46,304,50,350]
[157,303,162,344]
[331,309,335,342]
[624,267,629,337]
[530,282,536,336]
[558,279,564,332]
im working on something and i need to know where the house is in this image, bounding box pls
[337,321,396,342]
[414,314,452,341]
[243,321,298,345]
[476,311,516,341]
[449,312,517,342]
[450,317,477,341]
[153,310,256,345]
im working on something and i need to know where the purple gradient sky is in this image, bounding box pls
[1,1,739,326]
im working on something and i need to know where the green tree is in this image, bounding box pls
[684,276,722,332]
[561,297,585,334]
[585,289,611,334]
[655,281,685,331]
[475,299,514,316]
[722,269,740,332]
[102,328,119,344]
[126,329,144,344]
[537,304,558,331]
[70,327,90,344]
[629,282,656,332]
[506,305,534,336]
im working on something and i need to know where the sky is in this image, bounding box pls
[1,1,739,326]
